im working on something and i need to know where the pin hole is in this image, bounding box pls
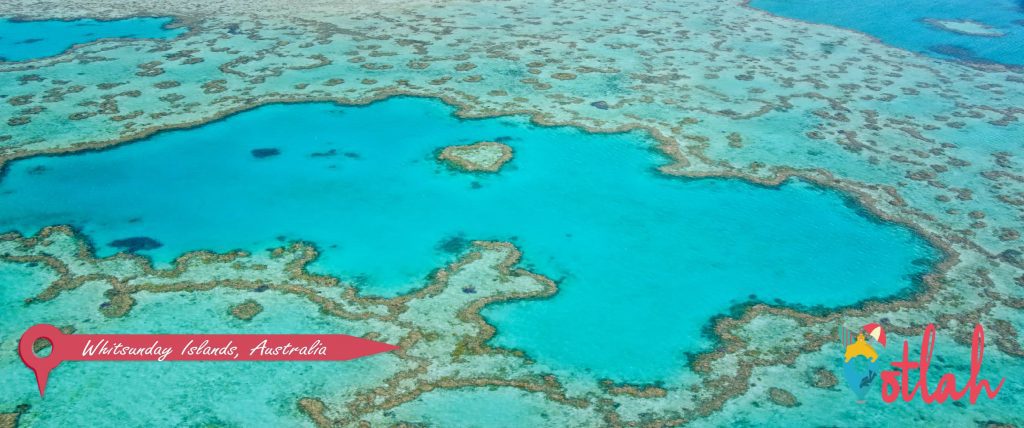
[32,338,52,358]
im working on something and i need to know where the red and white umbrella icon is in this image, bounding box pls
[862,323,886,347]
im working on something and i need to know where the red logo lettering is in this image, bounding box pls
[879,324,1004,404]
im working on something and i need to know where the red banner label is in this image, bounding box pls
[19,324,399,397]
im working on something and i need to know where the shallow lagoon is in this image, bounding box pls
[0,97,938,382]
[748,0,1024,66]
[0,16,182,62]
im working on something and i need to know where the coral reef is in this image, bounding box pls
[437,141,512,173]
[0,0,1022,425]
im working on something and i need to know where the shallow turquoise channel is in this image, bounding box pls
[748,0,1024,66]
[0,17,183,62]
[0,97,938,382]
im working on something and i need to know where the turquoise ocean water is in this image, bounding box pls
[0,17,182,62]
[748,0,1024,66]
[0,97,938,383]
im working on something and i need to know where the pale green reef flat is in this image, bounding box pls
[0,0,1022,426]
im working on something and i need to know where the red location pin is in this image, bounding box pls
[19,324,399,397]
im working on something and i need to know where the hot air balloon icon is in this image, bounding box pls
[839,322,887,403]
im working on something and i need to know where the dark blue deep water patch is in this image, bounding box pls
[748,0,1024,66]
[0,97,939,381]
[108,236,163,252]
[0,16,184,62]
